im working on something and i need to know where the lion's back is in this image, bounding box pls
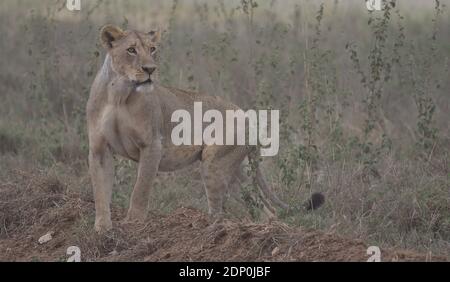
[163,86,241,112]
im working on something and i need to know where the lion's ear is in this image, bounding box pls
[100,25,125,49]
[148,28,161,43]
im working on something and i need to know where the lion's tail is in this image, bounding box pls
[254,166,325,213]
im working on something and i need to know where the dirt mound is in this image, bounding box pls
[0,171,446,262]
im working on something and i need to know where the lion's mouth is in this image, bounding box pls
[135,78,153,87]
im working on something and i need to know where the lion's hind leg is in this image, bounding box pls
[200,145,249,219]
[230,164,278,221]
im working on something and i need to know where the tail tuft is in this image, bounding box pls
[304,192,325,211]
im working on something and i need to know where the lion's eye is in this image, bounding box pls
[127,47,137,54]
[150,47,156,54]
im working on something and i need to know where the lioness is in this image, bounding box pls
[87,25,324,232]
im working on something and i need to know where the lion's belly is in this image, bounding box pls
[159,144,203,171]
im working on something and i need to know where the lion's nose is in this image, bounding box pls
[142,66,156,75]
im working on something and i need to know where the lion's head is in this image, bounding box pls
[100,25,161,86]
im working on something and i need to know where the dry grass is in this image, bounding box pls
[0,169,445,261]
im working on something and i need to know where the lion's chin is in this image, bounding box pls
[134,77,154,93]
[136,82,154,93]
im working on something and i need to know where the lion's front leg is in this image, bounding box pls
[125,140,162,222]
[89,140,114,233]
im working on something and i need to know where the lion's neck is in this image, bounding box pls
[99,55,131,106]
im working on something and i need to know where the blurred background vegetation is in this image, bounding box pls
[0,0,449,257]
